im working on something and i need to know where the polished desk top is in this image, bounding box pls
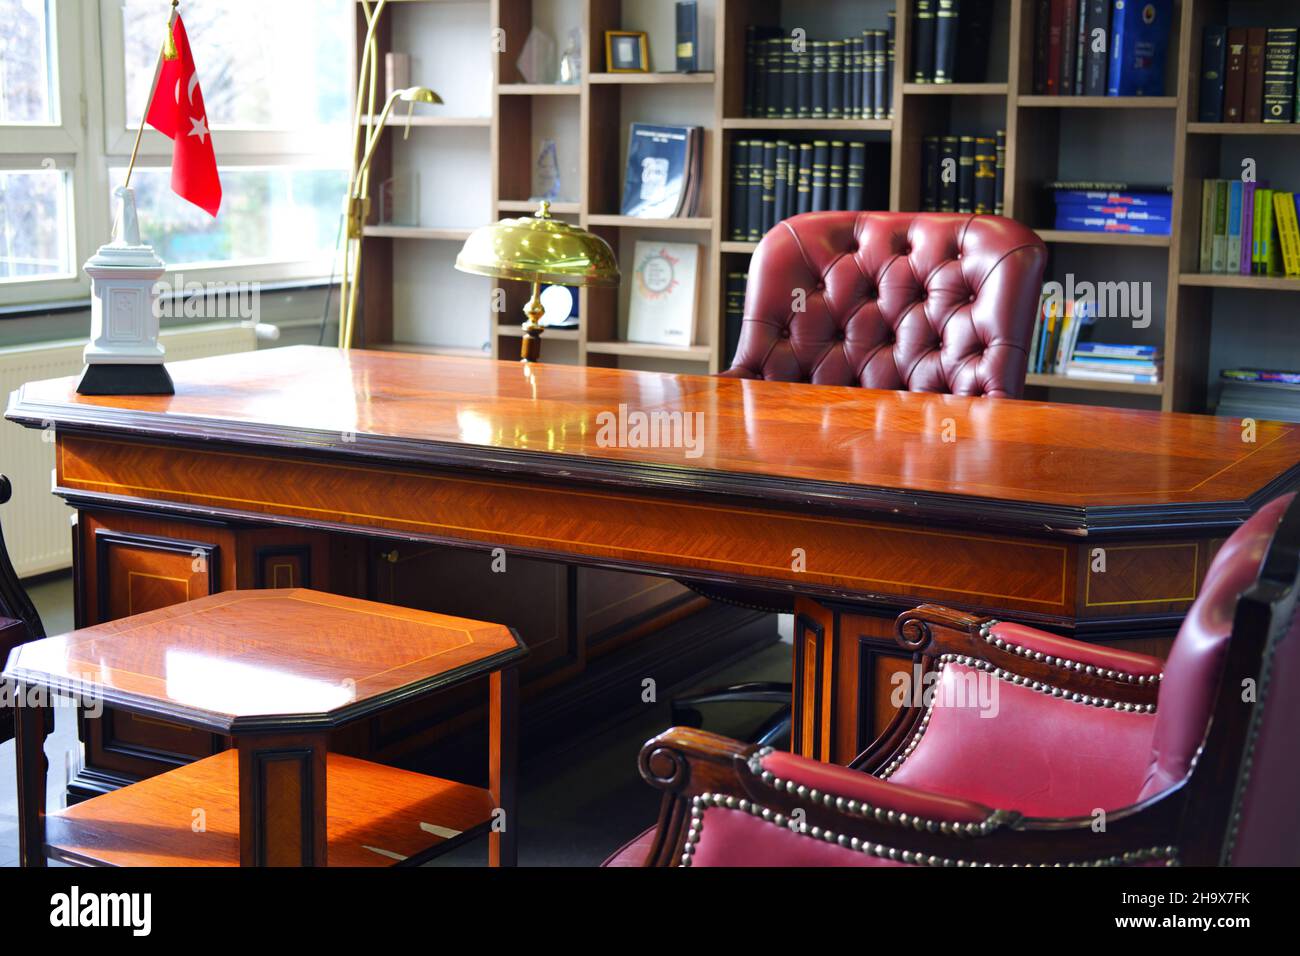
[8,346,1299,534]
[2,589,524,732]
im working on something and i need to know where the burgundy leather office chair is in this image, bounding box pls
[674,211,1048,744]
[0,475,48,743]
[613,492,1300,866]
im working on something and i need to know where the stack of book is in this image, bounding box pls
[911,1,992,83]
[620,123,703,219]
[743,15,895,120]
[1198,180,1300,277]
[1030,0,1173,96]
[1028,292,1097,376]
[921,132,1005,214]
[1217,369,1300,423]
[1199,26,1300,123]
[1065,342,1163,385]
[1048,182,1173,235]
[729,139,886,242]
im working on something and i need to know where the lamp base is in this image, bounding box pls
[76,363,175,396]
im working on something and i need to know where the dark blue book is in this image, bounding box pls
[1199,25,1227,121]
[675,2,699,72]
[1108,0,1172,96]
[621,124,695,218]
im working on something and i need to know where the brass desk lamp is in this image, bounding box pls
[339,85,442,350]
[455,201,620,362]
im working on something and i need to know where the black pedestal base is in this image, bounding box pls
[76,362,174,396]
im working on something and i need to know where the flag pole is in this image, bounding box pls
[123,0,180,191]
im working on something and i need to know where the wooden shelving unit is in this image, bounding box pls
[353,0,1293,410]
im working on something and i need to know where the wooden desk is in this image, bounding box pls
[9,346,1300,766]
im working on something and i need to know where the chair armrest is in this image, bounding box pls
[637,726,1186,867]
[638,727,1020,866]
[895,604,1162,709]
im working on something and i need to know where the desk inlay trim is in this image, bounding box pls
[58,436,1073,612]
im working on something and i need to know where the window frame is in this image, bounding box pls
[0,0,349,309]
[0,0,102,304]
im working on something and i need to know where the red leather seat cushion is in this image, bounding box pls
[887,663,1156,817]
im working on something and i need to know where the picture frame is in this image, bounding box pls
[605,30,649,73]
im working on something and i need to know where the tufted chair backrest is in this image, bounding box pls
[724,212,1048,397]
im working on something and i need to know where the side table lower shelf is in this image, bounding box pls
[46,749,496,867]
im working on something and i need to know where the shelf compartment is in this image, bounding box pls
[362,225,474,241]
[589,72,715,85]
[586,214,712,230]
[1025,373,1164,396]
[1035,229,1171,248]
[1016,95,1177,109]
[45,749,495,867]
[721,118,893,132]
[1179,273,1300,291]
[586,340,712,361]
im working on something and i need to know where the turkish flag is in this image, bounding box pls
[145,15,222,216]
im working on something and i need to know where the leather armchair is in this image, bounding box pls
[0,475,45,744]
[673,211,1047,743]
[611,492,1300,866]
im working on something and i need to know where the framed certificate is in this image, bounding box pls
[627,241,700,346]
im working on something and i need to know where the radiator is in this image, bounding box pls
[0,322,258,578]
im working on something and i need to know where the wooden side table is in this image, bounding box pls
[3,589,526,867]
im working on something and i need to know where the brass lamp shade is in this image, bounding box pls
[456,201,619,362]
[456,201,620,288]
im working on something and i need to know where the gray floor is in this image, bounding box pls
[0,574,788,867]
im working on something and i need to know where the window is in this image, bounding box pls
[0,0,351,307]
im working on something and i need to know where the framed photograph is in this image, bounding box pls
[605,30,649,73]
[627,241,700,346]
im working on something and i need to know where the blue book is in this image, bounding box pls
[620,123,698,218]
[1053,191,1173,211]
[1076,342,1159,357]
[1199,25,1227,121]
[1108,0,1173,96]
[1054,214,1172,235]
[1053,203,1172,222]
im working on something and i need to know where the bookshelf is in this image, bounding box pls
[352,0,1298,412]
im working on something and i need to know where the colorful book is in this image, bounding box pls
[1211,179,1228,273]
[1227,180,1243,274]
[1199,179,1216,273]
[1273,191,1300,277]
[1240,181,1256,275]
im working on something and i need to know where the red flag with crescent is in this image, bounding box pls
[144,14,222,216]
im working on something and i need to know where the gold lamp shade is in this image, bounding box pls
[456,201,619,361]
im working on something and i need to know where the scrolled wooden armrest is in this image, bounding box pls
[635,726,1186,867]
[894,604,1163,708]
